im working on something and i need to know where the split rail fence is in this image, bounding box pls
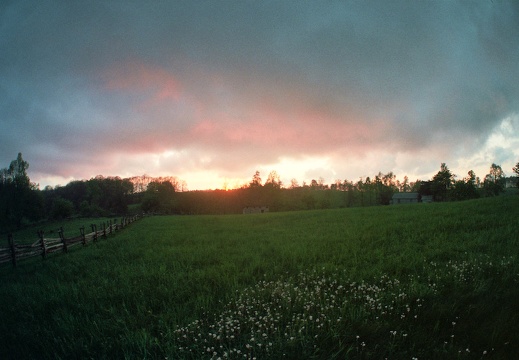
[0,215,141,268]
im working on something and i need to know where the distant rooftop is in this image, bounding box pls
[392,192,419,199]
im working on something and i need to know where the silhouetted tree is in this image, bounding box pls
[483,163,505,196]
[400,175,411,193]
[0,153,44,230]
[431,163,455,201]
[364,177,375,205]
[264,171,282,189]
[371,172,396,205]
[142,180,176,213]
[45,176,134,216]
[57,180,88,211]
[262,171,283,210]
[410,179,422,192]
[418,180,433,199]
[346,180,357,207]
[289,178,300,189]
[249,171,262,188]
[451,170,479,201]
[356,178,365,205]
[51,197,74,219]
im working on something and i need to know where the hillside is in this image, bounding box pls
[1,196,518,359]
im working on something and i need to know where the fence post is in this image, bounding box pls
[8,234,16,268]
[91,224,97,242]
[38,230,46,259]
[58,227,67,253]
[80,226,86,246]
[109,219,112,235]
[102,222,106,238]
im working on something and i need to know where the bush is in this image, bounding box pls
[51,197,74,219]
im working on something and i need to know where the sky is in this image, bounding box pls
[1,1,519,190]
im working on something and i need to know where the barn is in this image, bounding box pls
[390,192,420,205]
[242,206,269,214]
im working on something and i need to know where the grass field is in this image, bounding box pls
[2,216,122,244]
[1,196,518,359]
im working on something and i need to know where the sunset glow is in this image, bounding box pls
[1,2,518,189]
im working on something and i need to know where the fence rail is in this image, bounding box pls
[0,215,141,267]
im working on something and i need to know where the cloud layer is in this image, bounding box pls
[1,1,519,189]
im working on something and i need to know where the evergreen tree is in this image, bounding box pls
[0,153,43,230]
[431,163,455,201]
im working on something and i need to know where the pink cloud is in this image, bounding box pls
[187,87,390,159]
[93,62,400,182]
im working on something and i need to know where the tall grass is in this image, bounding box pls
[0,196,518,359]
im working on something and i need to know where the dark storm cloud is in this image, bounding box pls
[1,0,518,187]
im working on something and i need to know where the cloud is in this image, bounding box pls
[1,1,518,189]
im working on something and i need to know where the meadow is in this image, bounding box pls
[2,216,123,244]
[0,196,518,359]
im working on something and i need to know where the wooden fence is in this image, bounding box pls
[0,215,141,268]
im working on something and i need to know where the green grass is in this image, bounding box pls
[1,196,518,359]
[3,216,123,244]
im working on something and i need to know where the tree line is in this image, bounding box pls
[168,163,517,214]
[1,153,519,230]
